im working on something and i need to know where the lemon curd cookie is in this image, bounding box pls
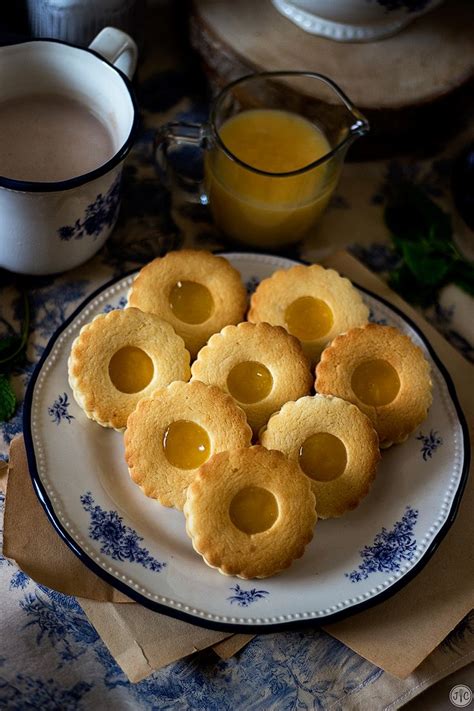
[68,307,190,430]
[125,380,252,510]
[248,264,369,364]
[191,321,313,434]
[260,395,380,519]
[127,250,247,358]
[184,446,317,579]
[315,324,432,447]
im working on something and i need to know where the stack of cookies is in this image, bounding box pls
[68,250,432,579]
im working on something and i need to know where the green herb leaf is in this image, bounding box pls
[0,374,16,421]
[384,182,474,305]
[399,240,451,286]
[388,264,437,307]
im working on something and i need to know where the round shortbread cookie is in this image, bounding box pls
[315,324,432,447]
[68,307,190,430]
[260,395,380,519]
[127,250,247,358]
[125,380,252,510]
[184,446,317,579]
[191,321,313,434]
[248,264,369,364]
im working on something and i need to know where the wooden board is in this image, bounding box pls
[190,0,474,156]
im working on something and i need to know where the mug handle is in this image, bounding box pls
[155,121,209,197]
[89,27,138,79]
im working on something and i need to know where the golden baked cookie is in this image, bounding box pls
[68,307,190,430]
[184,446,317,579]
[248,264,369,364]
[125,380,252,510]
[127,250,247,358]
[260,395,380,519]
[191,321,313,434]
[315,324,432,447]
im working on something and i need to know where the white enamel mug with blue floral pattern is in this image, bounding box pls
[0,27,138,275]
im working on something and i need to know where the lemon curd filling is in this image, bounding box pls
[108,346,154,394]
[285,296,334,341]
[162,420,211,470]
[226,361,273,404]
[229,486,278,534]
[351,359,401,407]
[298,432,347,482]
[169,280,214,324]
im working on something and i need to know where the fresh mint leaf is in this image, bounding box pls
[388,264,437,307]
[399,241,451,286]
[0,374,16,422]
[384,182,474,305]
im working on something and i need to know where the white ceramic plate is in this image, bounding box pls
[24,252,469,631]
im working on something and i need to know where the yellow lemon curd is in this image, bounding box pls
[169,281,214,324]
[351,359,401,407]
[285,296,334,341]
[298,432,348,482]
[226,361,273,404]
[108,346,154,394]
[163,420,211,470]
[229,486,279,534]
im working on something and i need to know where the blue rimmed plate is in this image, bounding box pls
[24,252,470,631]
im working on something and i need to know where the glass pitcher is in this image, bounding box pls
[156,71,369,249]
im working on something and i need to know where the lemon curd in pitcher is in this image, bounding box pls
[205,109,335,248]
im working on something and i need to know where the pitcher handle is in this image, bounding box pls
[89,27,138,79]
[155,121,210,197]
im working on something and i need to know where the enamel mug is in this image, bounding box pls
[0,27,138,275]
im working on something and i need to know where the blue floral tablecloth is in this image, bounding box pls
[1,5,473,709]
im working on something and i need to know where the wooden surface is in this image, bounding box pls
[191,0,473,109]
[190,0,474,156]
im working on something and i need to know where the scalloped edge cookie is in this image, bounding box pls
[315,324,432,447]
[260,394,380,518]
[125,380,252,510]
[68,307,190,430]
[248,264,369,364]
[184,446,317,579]
[191,321,313,434]
[127,250,247,358]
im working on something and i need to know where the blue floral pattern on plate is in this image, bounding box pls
[417,429,443,460]
[368,306,388,325]
[80,492,166,572]
[48,393,74,425]
[227,584,269,607]
[102,295,127,313]
[245,276,260,294]
[346,506,419,582]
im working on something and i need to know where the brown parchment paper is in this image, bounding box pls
[321,251,474,678]
[3,436,131,603]
[2,251,473,683]
[2,437,246,679]
[77,597,234,683]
